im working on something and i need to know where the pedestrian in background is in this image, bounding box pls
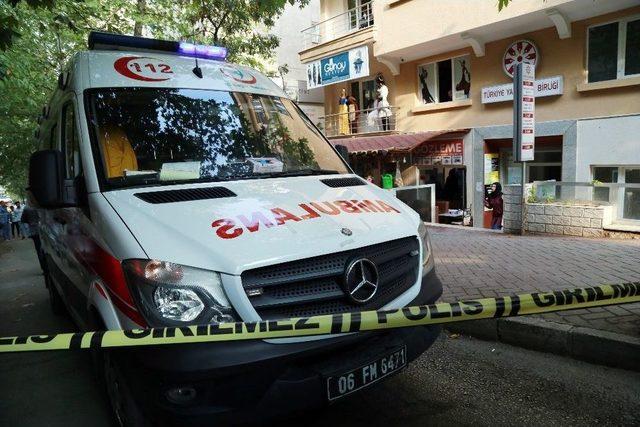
[11,201,24,239]
[21,205,45,271]
[0,201,11,241]
[19,203,30,238]
[484,182,504,230]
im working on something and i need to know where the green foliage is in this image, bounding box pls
[526,185,537,203]
[0,0,307,197]
[497,0,510,11]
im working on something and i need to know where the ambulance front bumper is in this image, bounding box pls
[117,268,443,424]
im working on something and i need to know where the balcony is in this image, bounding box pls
[301,3,374,51]
[319,106,399,139]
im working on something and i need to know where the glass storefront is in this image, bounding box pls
[591,166,640,223]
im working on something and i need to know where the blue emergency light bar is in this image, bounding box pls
[88,31,227,61]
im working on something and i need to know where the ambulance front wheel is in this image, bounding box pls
[43,265,65,316]
[97,350,148,427]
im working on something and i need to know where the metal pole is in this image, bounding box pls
[521,161,526,235]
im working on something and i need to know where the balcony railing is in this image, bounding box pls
[301,2,374,50]
[319,106,398,138]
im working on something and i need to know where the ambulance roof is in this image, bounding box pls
[74,50,286,98]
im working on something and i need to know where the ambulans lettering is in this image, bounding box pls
[211,199,402,239]
[211,219,243,239]
[270,207,302,224]
[237,212,275,232]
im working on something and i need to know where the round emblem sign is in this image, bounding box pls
[220,66,257,84]
[503,40,539,78]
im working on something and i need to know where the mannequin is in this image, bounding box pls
[376,74,392,131]
[347,95,358,134]
[338,88,349,135]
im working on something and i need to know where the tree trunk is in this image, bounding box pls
[133,0,147,36]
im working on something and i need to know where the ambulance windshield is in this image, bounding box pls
[87,88,348,188]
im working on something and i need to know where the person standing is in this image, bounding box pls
[11,201,24,239]
[12,202,29,239]
[444,169,461,209]
[0,201,11,241]
[484,182,504,230]
[21,205,45,271]
[9,206,18,238]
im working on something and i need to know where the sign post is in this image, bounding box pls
[513,62,535,233]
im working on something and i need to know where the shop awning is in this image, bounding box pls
[330,130,469,154]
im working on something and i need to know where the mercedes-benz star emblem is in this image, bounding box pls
[343,258,379,304]
[341,228,353,236]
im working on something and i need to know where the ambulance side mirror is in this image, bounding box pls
[28,150,78,209]
[335,144,350,166]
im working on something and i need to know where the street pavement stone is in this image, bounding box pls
[429,226,640,338]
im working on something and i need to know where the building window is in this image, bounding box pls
[350,78,376,110]
[592,166,640,222]
[587,16,640,83]
[417,55,471,104]
[592,166,618,202]
[348,0,373,31]
[623,168,640,220]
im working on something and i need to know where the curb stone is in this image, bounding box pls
[445,316,640,372]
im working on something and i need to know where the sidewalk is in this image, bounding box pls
[429,225,640,369]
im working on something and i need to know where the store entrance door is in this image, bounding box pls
[484,135,563,229]
[418,165,466,223]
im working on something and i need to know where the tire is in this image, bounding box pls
[44,270,66,316]
[99,351,147,427]
[90,312,147,427]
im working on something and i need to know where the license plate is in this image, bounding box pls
[326,346,407,401]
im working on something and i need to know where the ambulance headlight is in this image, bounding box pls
[123,259,237,326]
[153,287,204,322]
[418,222,433,275]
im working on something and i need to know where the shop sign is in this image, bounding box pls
[414,141,463,166]
[503,39,539,78]
[516,63,536,162]
[305,46,369,89]
[481,75,563,104]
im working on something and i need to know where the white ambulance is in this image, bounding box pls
[28,32,442,426]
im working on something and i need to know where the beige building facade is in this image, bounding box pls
[299,0,640,229]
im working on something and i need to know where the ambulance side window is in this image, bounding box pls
[61,103,81,178]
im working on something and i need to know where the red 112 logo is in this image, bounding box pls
[114,56,174,82]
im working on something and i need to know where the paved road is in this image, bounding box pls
[429,225,640,337]
[1,239,639,426]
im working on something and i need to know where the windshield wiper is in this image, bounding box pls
[107,169,342,189]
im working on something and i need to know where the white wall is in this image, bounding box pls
[576,115,640,182]
[271,0,324,105]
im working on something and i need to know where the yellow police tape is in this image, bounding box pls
[1,283,638,353]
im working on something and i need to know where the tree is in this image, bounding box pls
[0,0,307,198]
[498,0,510,11]
[498,0,547,11]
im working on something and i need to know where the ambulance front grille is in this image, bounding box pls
[241,237,419,320]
